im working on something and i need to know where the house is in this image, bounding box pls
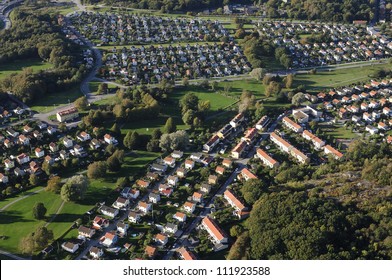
[154,233,168,246]
[241,128,257,144]
[230,113,244,128]
[149,193,161,204]
[73,144,84,156]
[16,153,30,165]
[102,232,118,247]
[292,110,309,124]
[164,223,178,235]
[167,175,178,186]
[78,226,96,239]
[89,138,101,150]
[137,201,152,214]
[173,212,187,222]
[63,137,73,148]
[116,222,129,236]
[0,173,9,184]
[29,161,41,174]
[171,150,184,159]
[176,168,187,178]
[136,179,150,188]
[146,172,159,181]
[56,107,79,122]
[23,125,33,133]
[192,192,203,203]
[128,211,141,223]
[89,246,104,259]
[145,245,158,259]
[387,135,392,144]
[324,145,344,160]
[282,117,303,133]
[177,247,197,260]
[6,128,18,137]
[214,165,225,175]
[217,124,232,139]
[339,108,348,118]
[4,139,13,149]
[366,125,379,135]
[93,216,109,230]
[208,175,218,185]
[302,130,325,149]
[4,159,14,169]
[383,107,391,116]
[49,142,58,152]
[163,156,175,167]
[77,131,91,142]
[222,158,233,168]
[104,134,118,145]
[183,201,196,213]
[201,216,228,244]
[112,197,129,209]
[14,167,25,177]
[184,159,195,170]
[62,242,79,253]
[255,115,270,131]
[18,134,30,146]
[35,148,44,158]
[256,148,279,168]
[290,147,310,164]
[200,183,211,194]
[363,112,373,122]
[224,189,248,219]
[151,163,167,172]
[203,134,220,152]
[378,122,388,131]
[239,168,258,181]
[100,206,119,218]
[231,140,247,159]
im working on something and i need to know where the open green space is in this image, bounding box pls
[30,87,82,113]
[0,58,52,80]
[0,187,43,210]
[0,151,159,254]
[320,124,359,139]
[0,190,63,254]
[294,63,389,93]
[88,81,118,95]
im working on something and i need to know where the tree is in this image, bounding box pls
[20,227,53,255]
[32,202,47,220]
[163,117,176,134]
[250,68,266,81]
[182,109,196,125]
[285,74,294,89]
[151,128,162,140]
[227,231,250,260]
[230,225,244,237]
[97,83,108,95]
[60,175,88,202]
[265,81,282,97]
[291,92,305,106]
[46,176,62,193]
[159,131,189,152]
[211,81,219,91]
[182,77,189,87]
[235,28,246,39]
[110,123,121,136]
[29,174,40,186]
[240,179,266,204]
[87,161,107,179]
[180,93,199,114]
[123,131,140,150]
[74,96,88,110]
[107,155,121,172]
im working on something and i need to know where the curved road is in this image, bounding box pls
[0,187,45,212]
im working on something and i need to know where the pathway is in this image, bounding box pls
[0,249,27,260]
[0,187,45,212]
[44,201,66,227]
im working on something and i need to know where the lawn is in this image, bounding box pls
[89,81,118,95]
[0,190,63,254]
[0,186,43,210]
[0,58,52,80]
[30,87,83,113]
[320,124,359,139]
[294,63,389,93]
[0,151,159,255]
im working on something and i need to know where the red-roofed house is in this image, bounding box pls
[256,148,279,168]
[201,216,228,244]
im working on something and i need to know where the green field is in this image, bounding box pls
[0,58,52,80]
[294,63,390,93]
[30,87,82,113]
[0,190,63,254]
[0,151,159,255]
[320,124,359,139]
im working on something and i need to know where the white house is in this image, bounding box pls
[100,206,119,218]
[62,242,79,253]
[112,197,129,209]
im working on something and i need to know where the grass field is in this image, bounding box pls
[0,190,63,254]
[0,151,158,255]
[0,58,52,80]
[30,87,82,113]
[294,63,390,93]
[320,124,359,139]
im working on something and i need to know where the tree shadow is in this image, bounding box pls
[0,210,30,224]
